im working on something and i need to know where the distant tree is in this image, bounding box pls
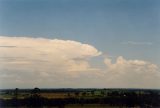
[91,91,94,96]
[32,87,40,97]
[67,92,71,97]
[12,88,19,107]
[82,92,86,97]
[75,92,79,97]
[101,90,105,97]
[28,87,43,107]
[14,88,19,99]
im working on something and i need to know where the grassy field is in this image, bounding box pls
[65,104,129,108]
[40,92,68,99]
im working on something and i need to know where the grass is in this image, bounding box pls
[65,104,128,108]
[40,92,67,99]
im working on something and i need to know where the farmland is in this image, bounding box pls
[0,88,160,107]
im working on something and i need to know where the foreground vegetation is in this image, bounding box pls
[0,88,160,107]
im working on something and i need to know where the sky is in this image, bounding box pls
[0,0,160,89]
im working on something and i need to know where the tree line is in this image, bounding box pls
[0,88,160,107]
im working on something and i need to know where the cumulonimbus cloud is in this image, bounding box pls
[103,56,160,88]
[0,36,102,88]
[0,36,159,88]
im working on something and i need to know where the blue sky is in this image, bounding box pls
[0,0,160,88]
[0,0,160,64]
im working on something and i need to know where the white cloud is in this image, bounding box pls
[0,36,160,88]
[103,56,160,88]
[0,36,101,88]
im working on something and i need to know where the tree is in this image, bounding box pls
[101,90,105,97]
[32,87,40,97]
[67,92,71,97]
[14,88,19,99]
[75,92,79,97]
[91,90,94,96]
[82,92,86,97]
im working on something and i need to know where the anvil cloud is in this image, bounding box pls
[0,36,159,88]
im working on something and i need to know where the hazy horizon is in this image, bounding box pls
[0,0,160,89]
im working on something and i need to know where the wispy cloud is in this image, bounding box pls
[121,41,152,45]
